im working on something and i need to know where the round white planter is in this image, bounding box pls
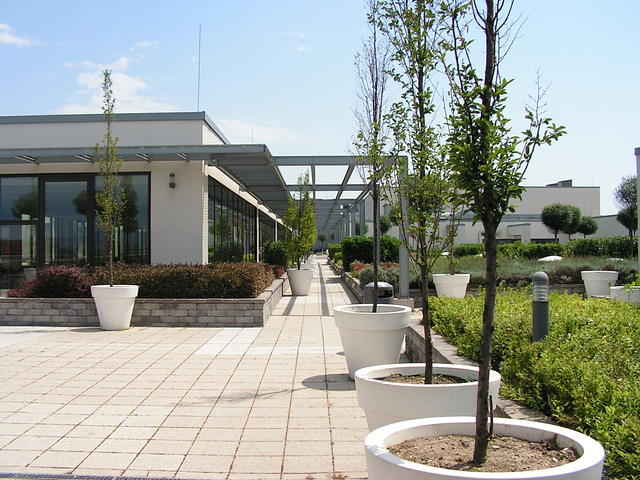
[91,285,139,331]
[334,304,412,379]
[365,416,605,480]
[286,268,314,296]
[609,285,640,304]
[355,363,501,431]
[433,274,471,298]
[581,270,618,298]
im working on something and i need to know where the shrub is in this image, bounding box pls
[430,291,640,478]
[380,235,401,262]
[10,263,274,299]
[453,243,484,257]
[328,242,341,261]
[8,265,93,298]
[566,236,637,258]
[341,235,401,271]
[497,242,565,260]
[262,241,288,267]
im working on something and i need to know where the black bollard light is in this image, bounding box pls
[532,271,549,342]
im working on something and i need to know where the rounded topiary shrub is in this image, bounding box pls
[262,241,288,267]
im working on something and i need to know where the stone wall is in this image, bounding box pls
[0,275,288,328]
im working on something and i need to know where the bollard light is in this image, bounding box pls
[532,271,549,342]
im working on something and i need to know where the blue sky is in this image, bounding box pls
[1,0,638,215]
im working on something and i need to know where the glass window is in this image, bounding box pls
[0,177,38,221]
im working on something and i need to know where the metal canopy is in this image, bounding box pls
[0,145,369,235]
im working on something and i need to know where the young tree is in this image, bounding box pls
[577,216,598,238]
[353,0,392,313]
[379,214,392,235]
[541,203,571,241]
[376,0,461,383]
[317,232,327,251]
[443,0,565,464]
[561,205,581,240]
[615,175,638,238]
[284,172,316,269]
[94,70,125,287]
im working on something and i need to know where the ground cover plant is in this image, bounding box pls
[9,263,275,299]
[429,290,640,478]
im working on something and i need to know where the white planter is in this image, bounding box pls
[432,274,471,298]
[609,285,640,304]
[581,270,618,297]
[365,416,605,480]
[286,268,314,296]
[355,363,501,431]
[91,285,139,331]
[334,304,412,379]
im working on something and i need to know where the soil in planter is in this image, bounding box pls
[389,434,578,472]
[381,373,471,385]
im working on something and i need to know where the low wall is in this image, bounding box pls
[0,275,289,328]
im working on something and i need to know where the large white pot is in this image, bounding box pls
[609,285,640,304]
[581,270,618,298]
[286,268,314,296]
[355,363,501,431]
[433,274,471,298]
[334,304,412,379]
[91,285,139,331]
[365,416,605,480]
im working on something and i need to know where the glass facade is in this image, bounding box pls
[0,174,150,289]
[259,211,276,254]
[208,177,259,263]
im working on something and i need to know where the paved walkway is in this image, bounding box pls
[0,257,385,480]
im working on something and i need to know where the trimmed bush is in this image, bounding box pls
[566,236,637,258]
[328,242,341,261]
[430,291,640,479]
[9,263,274,299]
[341,235,401,271]
[497,241,565,260]
[262,241,288,267]
[8,265,92,298]
[453,243,485,257]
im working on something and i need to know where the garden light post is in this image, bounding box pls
[532,271,549,342]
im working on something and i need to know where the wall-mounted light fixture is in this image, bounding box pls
[169,173,176,188]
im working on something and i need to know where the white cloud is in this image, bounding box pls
[0,23,40,46]
[297,45,309,52]
[131,41,159,51]
[283,31,305,38]
[56,51,178,114]
[215,118,317,146]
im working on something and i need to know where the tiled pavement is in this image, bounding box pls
[0,257,390,480]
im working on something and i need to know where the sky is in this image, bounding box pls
[1,0,638,215]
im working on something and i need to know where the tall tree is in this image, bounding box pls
[615,175,638,238]
[541,203,572,241]
[94,70,125,287]
[375,0,462,384]
[353,0,392,313]
[577,216,598,238]
[284,172,316,269]
[443,0,565,463]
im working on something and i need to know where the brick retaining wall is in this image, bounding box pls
[0,276,289,328]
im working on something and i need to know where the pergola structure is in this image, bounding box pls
[0,144,372,241]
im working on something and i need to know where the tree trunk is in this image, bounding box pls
[473,219,497,464]
[421,262,433,384]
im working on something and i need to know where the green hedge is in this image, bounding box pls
[453,243,485,257]
[565,236,637,258]
[497,242,565,260]
[341,235,401,271]
[328,242,342,261]
[9,263,274,299]
[430,291,640,479]
[262,241,288,267]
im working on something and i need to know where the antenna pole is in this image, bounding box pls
[197,24,202,111]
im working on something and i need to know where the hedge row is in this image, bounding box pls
[341,235,401,271]
[430,291,640,479]
[9,263,275,299]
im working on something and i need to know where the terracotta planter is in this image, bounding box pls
[334,304,412,379]
[355,363,501,431]
[432,274,470,298]
[365,416,605,480]
[91,285,139,331]
[581,270,618,298]
[286,268,314,296]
